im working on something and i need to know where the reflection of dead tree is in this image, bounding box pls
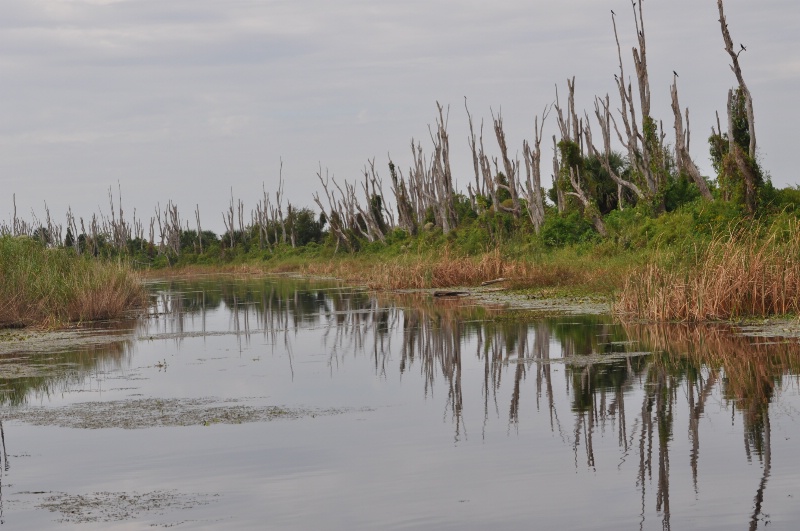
[687,368,718,494]
[749,412,771,531]
[0,420,7,471]
[398,305,466,440]
[509,324,532,428]
[533,322,564,439]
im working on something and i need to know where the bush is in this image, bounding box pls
[540,211,597,247]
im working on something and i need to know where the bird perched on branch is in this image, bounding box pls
[673,70,679,78]
[740,43,747,52]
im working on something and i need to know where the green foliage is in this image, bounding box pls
[540,211,597,247]
[708,88,764,213]
[663,173,703,212]
[453,193,477,224]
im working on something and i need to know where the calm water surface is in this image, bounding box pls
[1,276,799,530]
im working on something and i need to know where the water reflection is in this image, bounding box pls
[625,323,800,531]
[138,278,800,529]
[3,277,800,529]
[0,333,135,407]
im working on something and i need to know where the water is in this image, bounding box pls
[1,275,799,529]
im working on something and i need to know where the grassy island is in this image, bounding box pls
[0,236,146,328]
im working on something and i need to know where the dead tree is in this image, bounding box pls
[492,110,521,217]
[585,95,646,206]
[522,107,550,233]
[716,0,760,212]
[255,186,272,251]
[195,204,203,253]
[313,166,350,253]
[464,98,484,209]
[107,184,130,251]
[275,161,287,244]
[429,103,458,233]
[554,80,607,236]
[567,168,607,237]
[222,191,235,249]
[717,0,756,160]
[610,2,664,203]
[388,157,417,235]
[669,77,713,200]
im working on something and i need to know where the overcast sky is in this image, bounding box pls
[2,0,798,233]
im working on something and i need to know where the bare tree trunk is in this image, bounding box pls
[464,98,484,204]
[566,168,607,237]
[586,95,646,202]
[522,107,550,233]
[717,0,756,159]
[670,78,713,200]
[552,137,565,213]
[610,4,661,201]
[195,204,203,253]
[492,110,521,217]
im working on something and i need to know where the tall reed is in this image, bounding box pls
[616,218,800,321]
[0,236,147,327]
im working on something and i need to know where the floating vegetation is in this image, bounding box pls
[4,397,357,429]
[35,489,216,524]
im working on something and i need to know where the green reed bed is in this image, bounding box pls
[0,236,146,328]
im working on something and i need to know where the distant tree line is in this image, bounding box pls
[1,1,790,264]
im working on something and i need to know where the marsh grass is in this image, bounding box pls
[616,217,800,321]
[294,245,633,294]
[0,236,146,328]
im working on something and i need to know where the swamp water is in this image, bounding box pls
[1,276,799,530]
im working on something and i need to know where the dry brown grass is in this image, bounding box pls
[615,222,800,321]
[296,247,627,292]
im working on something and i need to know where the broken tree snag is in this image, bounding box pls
[464,98,484,205]
[554,79,586,213]
[522,106,550,233]
[670,79,713,201]
[492,109,521,217]
[428,102,458,234]
[552,136,565,213]
[610,0,663,203]
[717,0,756,159]
[586,95,645,203]
[566,168,607,237]
[313,166,350,253]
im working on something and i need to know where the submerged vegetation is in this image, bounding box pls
[1,1,797,322]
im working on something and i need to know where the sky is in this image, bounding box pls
[2,0,799,234]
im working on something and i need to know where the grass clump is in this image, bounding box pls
[615,216,800,321]
[0,236,146,328]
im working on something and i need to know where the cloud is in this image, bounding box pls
[1,0,798,231]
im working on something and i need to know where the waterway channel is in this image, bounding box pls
[1,275,799,529]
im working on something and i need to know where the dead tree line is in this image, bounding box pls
[1,1,762,252]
